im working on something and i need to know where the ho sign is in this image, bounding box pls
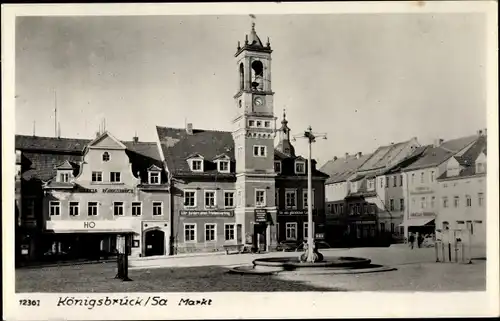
[83,221,96,229]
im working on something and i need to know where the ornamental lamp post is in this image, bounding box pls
[293,126,327,263]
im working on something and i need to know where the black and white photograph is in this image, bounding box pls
[2,2,498,320]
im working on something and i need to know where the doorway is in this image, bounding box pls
[144,229,165,257]
[253,224,267,253]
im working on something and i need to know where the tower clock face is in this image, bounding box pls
[254,97,263,106]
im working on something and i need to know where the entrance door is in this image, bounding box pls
[253,224,267,252]
[145,229,165,257]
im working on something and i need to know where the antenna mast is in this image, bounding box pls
[54,90,58,137]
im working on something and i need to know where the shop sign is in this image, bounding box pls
[278,210,307,215]
[46,220,134,233]
[254,209,268,223]
[179,210,234,217]
[411,186,433,194]
[76,187,134,193]
[409,212,435,218]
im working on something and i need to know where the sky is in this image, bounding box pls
[15,13,487,166]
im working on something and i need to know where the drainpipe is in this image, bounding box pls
[404,171,410,241]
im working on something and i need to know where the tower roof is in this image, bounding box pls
[235,21,272,56]
[275,109,296,157]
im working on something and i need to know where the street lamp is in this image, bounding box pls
[293,126,327,263]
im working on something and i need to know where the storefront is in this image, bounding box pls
[401,212,436,238]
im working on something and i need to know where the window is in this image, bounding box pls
[420,172,425,183]
[368,179,374,190]
[255,189,266,207]
[205,191,216,208]
[391,223,395,233]
[295,161,306,174]
[110,172,121,183]
[102,152,110,162]
[442,197,449,208]
[224,191,235,208]
[430,171,435,182]
[380,177,384,188]
[205,224,216,242]
[339,204,344,214]
[303,190,315,209]
[264,121,270,128]
[454,196,460,208]
[256,121,262,127]
[400,198,405,211]
[411,173,415,184]
[253,145,266,157]
[431,196,435,208]
[248,120,255,127]
[389,199,394,211]
[88,202,98,216]
[91,171,102,182]
[153,202,163,216]
[466,195,472,207]
[443,221,450,230]
[274,161,281,173]
[25,199,35,218]
[478,193,484,206]
[149,172,160,184]
[69,202,79,216]
[285,190,297,209]
[113,202,124,216]
[60,172,70,183]
[218,161,229,173]
[380,222,386,232]
[191,160,203,171]
[275,188,279,206]
[393,176,397,187]
[400,174,403,186]
[285,223,297,240]
[385,178,388,188]
[184,190,196,208]
[420,197,426,210]
[303,222,310,239]
[132,202,142,216]
[184,224,196,242]
[49,201,60,216]
[225,224,235,241]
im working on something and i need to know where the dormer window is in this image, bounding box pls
[60,172,70,183]
[186,154,204,172]
[295,161,305,174]
[274,161,282,173]
[102,152,110,162]
[149,172,160,184]
[476,162,486,174]
[218,160,229,173]
[55,160,74,183]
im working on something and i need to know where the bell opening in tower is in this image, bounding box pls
[239,63,245,91]
[251,60,264,91]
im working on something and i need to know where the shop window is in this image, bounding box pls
[184,190,196,208]
[132,202,142,216]
[225,224,235,241]
[49,201,60,216]
[69,202,79,216]
[184,224,196,242]
[255,189,266,207]
[224,191,235,208]
[285,190,297,209]
[153,202,163,216]
[91,171,102,182]
[204,191,216,209]
[110,172,121,183]
[285,223,297,240]
[113,202,124,216]
[88,202,98,216]
[205,224,216,242]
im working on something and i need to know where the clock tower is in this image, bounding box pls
[232,21,277,252]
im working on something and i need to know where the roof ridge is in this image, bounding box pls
[156,125,231,134]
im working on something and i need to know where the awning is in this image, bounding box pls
[399,218,435,227]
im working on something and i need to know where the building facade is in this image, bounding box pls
[436,134,487,258]
[401,134,479,239]
[15,132,170,262]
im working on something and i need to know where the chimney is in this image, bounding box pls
[186,123,193,135]
[345,152,349,158]
[356,152,362,159]
[95,131,100,138]
[477,129,487,136]
[133,136,139,143]
[333,156,338,161]
[434,138,444,147]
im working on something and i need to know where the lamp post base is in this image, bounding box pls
[299,244,324,263]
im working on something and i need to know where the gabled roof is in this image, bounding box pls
[213,154,230,161]
[357,139,415,172]
[320,153,372,184]
[148,164,162,172]
[15,135,90,153]
[86,131,127,150]
[186,153,205,160]
[438,135,487,180]
[383,146,429,175]
[54,160,74,170]
[403,135,477,172]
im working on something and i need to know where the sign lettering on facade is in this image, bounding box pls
[180,210,234,217]
[83,221,96,229]
[409,212,435,218]
[75,188,134,194]
[254,209,267,223]
[278,210,307,215]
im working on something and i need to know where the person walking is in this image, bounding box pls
[409,232,415,249]
[417,233,424,248]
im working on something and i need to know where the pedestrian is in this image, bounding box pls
[409,233,415,249]
[417,233,424,248]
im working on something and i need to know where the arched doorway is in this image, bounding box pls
[144,229,165,257]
